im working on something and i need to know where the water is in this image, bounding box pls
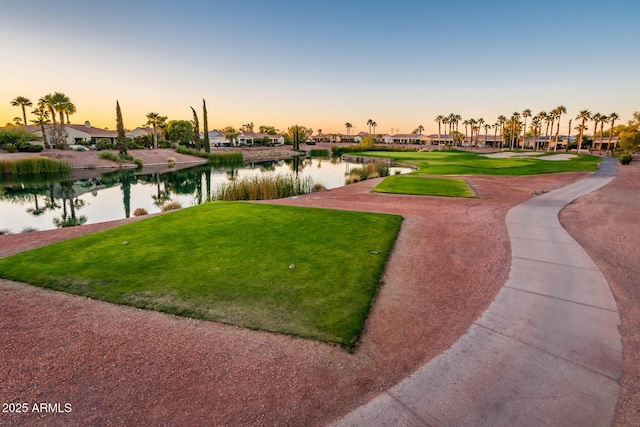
[0,157,411,233]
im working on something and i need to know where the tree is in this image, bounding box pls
[366,119,373,135]
[13,117,23,127]
[417,124,424,134]
[146,112,167,149]
[50,92,72,148]
[116,101,127,155]
[607,112,619,152]
[166,120,193,146]
[497,115,507,148]
[530,115,541,150]
[30,104,51,148]
[434,115,444,149]
[345,122,352,140]
[222,126,238,146]
[509,112,520,149]
[259,125,277,135]
[598,115,609,153]
[10,96,32,128]
[521,109,531,148]
[39,95,58,145]
[590,113,602,153]
[552,105,567,151]
[191,106,201,151]
[619,130,640,153]
[64,102,76,124]
[463,119,471,145]
[360,134,374,149]
[371,121,377,138]
[286,125,312,149]
[202,99,210,152]
[575,110,591,154]
[482,123,491,147]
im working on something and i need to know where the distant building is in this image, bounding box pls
[381,133,424,144]
[24,121,117,146]
[237,131,285,146]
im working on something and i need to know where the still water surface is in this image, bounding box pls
[1,157,410,233]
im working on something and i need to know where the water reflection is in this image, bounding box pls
[0,158,411,233]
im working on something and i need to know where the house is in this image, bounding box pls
[381,133,424,144]
[237,131,285,146]
[311,133,340,143]
[25,121,118,146]
[125,127,155,139]
[203,130,229,147]
[426,134,456,145]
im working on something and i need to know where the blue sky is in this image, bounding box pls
[2,0,639,134]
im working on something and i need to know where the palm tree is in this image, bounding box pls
[435,115,444,148]
[493,121,500,148]
[146,112,168,149]
[30,105,51,148]
[442,116,450,148]
[50,92,71,148]
[607,112,619,152]
[530,115,541,150]
[453,114,462,145]
[497,115,507,148]
[475,118,484,147]
[463,119,471,145]
[38,95,58,144]
[10,96,32,127]
[417,124,424,134]
[371,121,377,138]
[542,112,551,151]
[521,109,531,149]
[598,115,608,154]
[482,123,491,147]
[565,119,573,152]
[552,105,567,151]
[64,101,76,124]
[575,110,591,153]
[510,112,520,149]
[366,119,373,135]
[591,113,602,153]
[345,122,352,141]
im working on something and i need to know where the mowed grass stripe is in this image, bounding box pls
[373,176,477,197]
[0,202,402,348]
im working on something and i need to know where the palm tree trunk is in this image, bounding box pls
[21,106,27,128]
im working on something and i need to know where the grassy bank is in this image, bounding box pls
[175,146,243,166]
[0,202,402,348]
[213,174,313,200]
[354,150,601,175]
[373,176,477,197]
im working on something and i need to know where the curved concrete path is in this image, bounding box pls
[335,157,621,426]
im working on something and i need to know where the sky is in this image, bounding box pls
[1,0,639,135]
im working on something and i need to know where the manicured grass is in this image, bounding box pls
[355,150,601,176]
[373,176,477,197]
[0,202,402,348]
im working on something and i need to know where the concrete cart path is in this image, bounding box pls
[335,157,621,427]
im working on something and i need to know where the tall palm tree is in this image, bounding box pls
[146,112,168,149]
[565,119,573,152]
[482,123,491,147]
[607,112,619,152]
[493,121,500,148]
[442,116,450,148]
[575,110,591,154]
[552,105,567,151]
[475,118,484,146]
[416,124,424,134]
[64,101,76,124]
[542,112,551,151]
[521,109,531,149]
[598,115,608,154]
[497,115,507,148]
[463,119,471,145]
[435,115,444,148]
[510,112,520,149]
[371,121,377,138]
[345,122,352,141]
[366,119,373,135]
[50,92,71,148]
[453,114,462,145]
[39,95,58,144]
[30,105,51,148]
[591,113,602,153]
[10,96,32,127]
[530,115,541,150]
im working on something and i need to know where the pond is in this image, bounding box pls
[1,157,411,233]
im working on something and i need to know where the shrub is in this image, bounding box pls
[345,174,361,185]
[96,139,114,150]
[0,228,11,235]
[133,157,143,168]
[55,142,65,150]
[21,227,38,233]
[16,142,42,152]
[99,151,120,162]
[167,157,175,163]
[133,208,148,216]
[347,163,390,181]
[0,158,71,175]
[309,149,329,157]
[4,144,17,153]
[161,201,183,211]
[311,183,327,192]
[158,140,172,148]
[619,153,632,165]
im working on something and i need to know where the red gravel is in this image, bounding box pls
[560,155,640,427]
[0,171,601,426]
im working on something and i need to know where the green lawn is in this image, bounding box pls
[373,176,477,197]
[357,150,601,176]
[0,202,402,348]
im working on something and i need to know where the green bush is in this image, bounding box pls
[96,139,114,151]
[133,157,143,168]
[158,140,172,148]
[99,151,120,162]
[4,144,17,153]
[0,158,71,175]
[619,153,632,165]
[331,145,418,157]
[309,149,329,157]
[213,174,314,200]
[347,163,390,181]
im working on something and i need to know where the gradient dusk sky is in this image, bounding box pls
[2,0,639,135]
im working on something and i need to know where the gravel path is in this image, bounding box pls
[0,170,609,426]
